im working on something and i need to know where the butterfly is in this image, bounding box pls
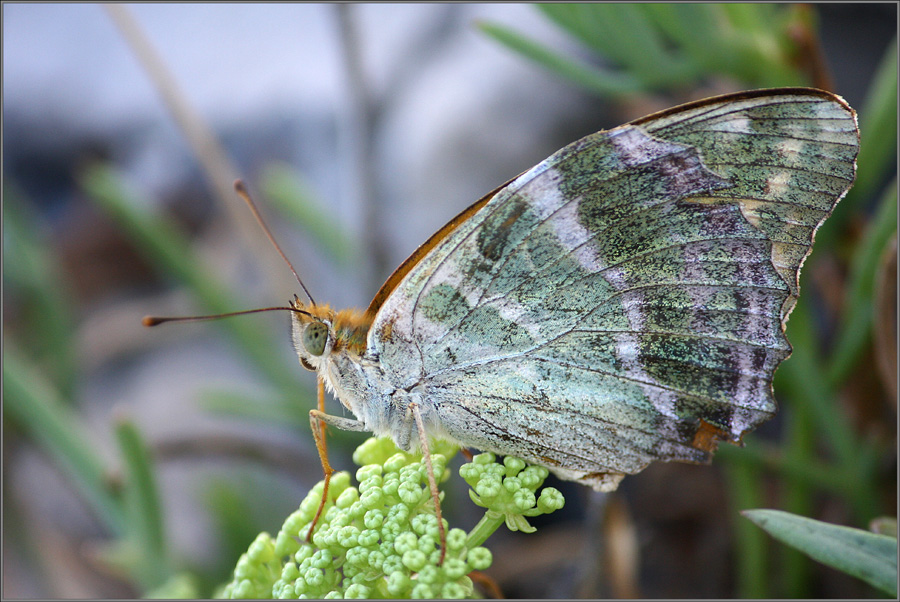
[145,88,859,558]
[286,88,858,495]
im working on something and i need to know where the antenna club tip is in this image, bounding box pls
[142,316,162,327]
[234,179,247,193]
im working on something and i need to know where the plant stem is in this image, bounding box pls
[465,511,505,550]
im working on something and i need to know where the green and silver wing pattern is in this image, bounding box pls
[370,89,859,490]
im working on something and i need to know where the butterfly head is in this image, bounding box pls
[289,296,371,372]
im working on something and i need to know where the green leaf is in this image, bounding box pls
[259,164,357,267]
[3,186,78,396]
[537,4,621,60]
[476,20,644,97]
[199,389,308,429]
[743,509,898,596]
[548,4,691,86]
[145,572,201,599]
[722,3,775,33]
[116,418,171,590]
[535,3,803,90]
[3,344,126,535]
[723,460,769,598]
[849,37,898,209]
[639,4,724,73]
[826,179,898,387]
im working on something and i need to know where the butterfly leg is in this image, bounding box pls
[409,402,447,566]
[306,406,368,541]
[316,379,327,461]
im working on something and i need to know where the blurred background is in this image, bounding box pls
[3,4,896,598]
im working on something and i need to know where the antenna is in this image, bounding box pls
[234,179,316,306]
[142,181,317,328]
[143,305,312,327]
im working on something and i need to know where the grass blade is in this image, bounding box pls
[477,21,643,97]
[3,187,78,396]
[848,37,898,209]
[827,179,898,387]
[259,164,357,267]
[4,345,126,534]
[116,418,171,590]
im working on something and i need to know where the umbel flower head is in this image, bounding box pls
[218,437,564,599]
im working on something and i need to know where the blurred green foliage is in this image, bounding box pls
[4,186,78,398]
[479,4,814,98]
[4,345,178,593]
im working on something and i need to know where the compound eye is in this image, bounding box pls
[302,322,328,356]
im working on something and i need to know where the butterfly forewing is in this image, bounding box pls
[635,91,860,313]
[369,89,858,490]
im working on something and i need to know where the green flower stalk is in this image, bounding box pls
[218,437,564,599]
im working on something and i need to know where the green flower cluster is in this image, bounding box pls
[218,437,564,599]
[461,454,566,538]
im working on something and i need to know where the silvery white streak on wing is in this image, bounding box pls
[608,125,687,167]
[519,167,608,273]
[703,116,753,134]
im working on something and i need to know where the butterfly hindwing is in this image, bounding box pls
[368,89,858,489]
